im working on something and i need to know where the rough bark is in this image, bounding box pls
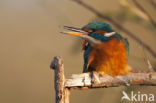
[50,57,70,103]
[65,72,156,90]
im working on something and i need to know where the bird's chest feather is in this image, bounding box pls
[88,37,128,75]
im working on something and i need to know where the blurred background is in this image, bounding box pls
[0,0,156,103]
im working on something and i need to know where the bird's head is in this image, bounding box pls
[61,21,116,49]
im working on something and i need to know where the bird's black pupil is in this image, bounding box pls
[90,29,96,33]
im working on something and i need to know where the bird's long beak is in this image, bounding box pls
[60,26,101,46]
[60,26,88,36]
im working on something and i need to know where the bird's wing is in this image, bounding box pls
[83,45,92,72]
[122,38,129,55]
[114,32,129,55]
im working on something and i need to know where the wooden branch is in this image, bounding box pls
[51,57,156,90]
[72,0,156,58]
[65,72,156,90]
[64,88,70,103]
[50,56,156,103]
[50,57,70,103]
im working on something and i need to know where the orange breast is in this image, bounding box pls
[87,37,130,76]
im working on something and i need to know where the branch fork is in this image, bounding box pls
[50,56,156,103]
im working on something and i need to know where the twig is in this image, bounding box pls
[50,57,70,103]
[72,0,156,58]
[132,0,156,27]
[118,0,149,20]
[65,72,156,89]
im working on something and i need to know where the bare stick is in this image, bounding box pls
[50,57,70,103]
[64,88,70,103]
[65,72,156,89]
[118,0,149,20]
[132,0,156,27]
[72,0,156,58]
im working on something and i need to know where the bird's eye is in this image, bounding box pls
[83,28,96,33]
[89,29,96,33]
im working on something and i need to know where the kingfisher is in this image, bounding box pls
[61,21,131,76]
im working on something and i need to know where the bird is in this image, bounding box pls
[61,21,131,76]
